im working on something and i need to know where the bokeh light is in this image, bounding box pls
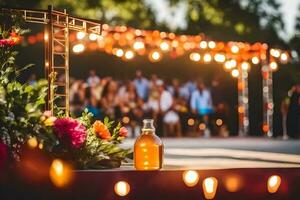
[49,159,74,188]
[267,175,281,193]
[189,52,201,62]
[114,181,130,196]
[231,45,239,53]
[203,53,212,63]
[251,56,260,64]
[214,53,226,63]
[202,177,218,200]
[199,41,208,49]
[89,33,98,41]
[182,170,200,187]
[231,69,239,78]
[149,50,162,62]
[160,41,170,51]
[72,44,85,53]
[27,137,38,149]
[124,50,135,60]
[76,31,86,40]
[269,62,278,71]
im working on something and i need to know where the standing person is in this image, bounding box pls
[190,79,214,137]
[134,70,149,101]
[157,80,181,137]
[287,84,300,139]
[28,74,37,85]
[100,80,120,120]
[87,69,100,88]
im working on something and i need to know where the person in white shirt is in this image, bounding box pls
[190,79,213,137]
[87,70,100,88]
[157,80,181,137]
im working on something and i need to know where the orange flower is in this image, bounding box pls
[93,120,111,140]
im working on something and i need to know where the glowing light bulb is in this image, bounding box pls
[187,118,195,126]
[199,41,208,49]
[149,50,162,62]
[251,56,259,64]
[269,62,278,71]
[189,52,201,62]
[241,62,250,71]
[44,33,49,41]
[203,177,218,200]
[214,53,226,63]
[76,32,86,40]
[133,41,145,50]
[72,44,85,53]
[89,33,98,41]
[203,53,212,63]
[231,45,239,53]
[267,175,281,193]
[270,49,280,58]
[116,49,124,57]
[199,123,206,130]
[280,53,288,62]
[208,41,216,49]
[160,41,170,51]
[183,170,200,187]
[124,50,135,60]
[216,119,223,126]
[114,181,130,196]
[231,69,239,77]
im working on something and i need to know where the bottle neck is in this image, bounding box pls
[141,128,155,135]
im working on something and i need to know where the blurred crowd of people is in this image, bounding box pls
[69,70,230,138]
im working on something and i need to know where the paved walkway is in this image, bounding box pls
[122,137,300,169]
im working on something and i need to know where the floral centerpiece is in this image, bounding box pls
[0,9,131,170]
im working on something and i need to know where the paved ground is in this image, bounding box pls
[121,137,300,169]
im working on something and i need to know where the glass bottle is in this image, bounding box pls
[134,119,163,170]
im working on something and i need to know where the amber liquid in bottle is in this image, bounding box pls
[134,119,163,170]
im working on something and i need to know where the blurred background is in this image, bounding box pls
[1,0,300,137]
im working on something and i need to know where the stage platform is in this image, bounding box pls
[1,137,300,200]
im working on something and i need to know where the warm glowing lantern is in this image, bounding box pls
[27,137,38,148]
[189,52,201,62]
[216,119,223,126]
[124,50,135,60]
[267,175,281,193]
[214,53,226,63]
[76,31,86,40]
[187,118,195,126]
[49,159,73,187]
[199,123,206,130]
[269,62,278,71]
[182,170,200,187]
[251,56,260,64]
[203,53,212,63]
[231,45,239,53]
[231,69,239,78]
[203,177,218,200]
[72,44,85,53]
[89,33,98,41]
[114,181,130,196]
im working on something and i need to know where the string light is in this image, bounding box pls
[133,41,145,50]
[189,52,201,62]
[160,41,170,51]
[269,62,278,71]
[89,33,98,41]
[27,137,38,148]
[231,69,239,77]
[199,41,208,49]
[76,32,86,40]
[231,45,239,53]
[241,62,250,71]
[280,53,288,62]
[116,49,124,57]
[72,44,85,53]
[214,53,226,63]
[251,56,260,64]
[203,53,212,63]
[149,50,162,62]
[124,50,135,60]
[270,49,280,58]
[187,118,195,126]
[216,119,223,126]
[208,41,216,49]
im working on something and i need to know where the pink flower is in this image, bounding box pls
[54,118,87,148]
[0,39,15,47]
[0,141,8,170]
[119,127,128,137]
